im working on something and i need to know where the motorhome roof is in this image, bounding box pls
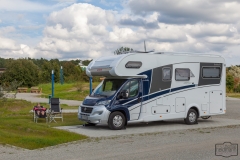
[113,51,222,58]
[86,51,224,78]
[152,52,222,58]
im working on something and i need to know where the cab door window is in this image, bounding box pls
[121,79,139,98]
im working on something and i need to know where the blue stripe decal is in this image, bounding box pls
[171,84,195,92]
[142,84,195,103]
[148,89,170,100]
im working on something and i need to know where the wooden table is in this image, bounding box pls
[17,87,28,93]
[31,87,42,93]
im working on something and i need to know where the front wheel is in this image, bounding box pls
[108,111,126,130]
[184,109,198,125]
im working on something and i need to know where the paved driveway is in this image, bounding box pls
[56,118,240,137]
[15,93,82,106]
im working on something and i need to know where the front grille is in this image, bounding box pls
[81,107,93,113]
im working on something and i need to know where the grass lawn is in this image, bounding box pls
[0,99,87,150]
[38,82,100,101]
[227,93,240,99]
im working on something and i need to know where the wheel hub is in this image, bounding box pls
[189,112,196,122]
[113,115,123,127]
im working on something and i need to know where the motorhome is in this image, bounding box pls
[78,52,226,130]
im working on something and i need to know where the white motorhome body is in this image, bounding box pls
[78,52,226,130]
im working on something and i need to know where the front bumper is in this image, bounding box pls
[78,105,110,125]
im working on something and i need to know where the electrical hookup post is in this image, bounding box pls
[60,66,64,85]
[52,70,54,98]
[89,77,92,94]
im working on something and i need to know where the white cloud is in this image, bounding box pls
[0,36,20,51]
[0,2,240,66]
[0,0,51,12]
[128,0,240,24]
[0,26,16,35]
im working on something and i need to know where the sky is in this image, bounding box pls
[0,0,240,66]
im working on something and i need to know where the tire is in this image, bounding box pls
[185,109,198,125]
[108,111,126,130]
[201,116,211,119]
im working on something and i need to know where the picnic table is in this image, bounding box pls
[31,87,42,93]
[17,87,28,93]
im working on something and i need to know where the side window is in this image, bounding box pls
[202,67,221,78]
[121,80,139,98]
[162,68,171,81]
[175,68,190,81]
[129,80,139,97]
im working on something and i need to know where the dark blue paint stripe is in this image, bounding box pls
[143,84,195,103]
[171,84,195,92]
[148,89,170,100]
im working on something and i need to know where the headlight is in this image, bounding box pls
[92,110,103,116]
[95,100,111,106]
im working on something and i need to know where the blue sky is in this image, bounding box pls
[0,0,240,66]
[0,0,123,43]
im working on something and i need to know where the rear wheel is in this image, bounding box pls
[108,111,126,130]
[185,109,198,125]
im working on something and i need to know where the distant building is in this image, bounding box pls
[78,61,87,71]
[80,65,87,71]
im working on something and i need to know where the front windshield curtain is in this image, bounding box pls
[91,79,127,97]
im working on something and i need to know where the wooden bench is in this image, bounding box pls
[17,87,28,93]
[31,87,42,93]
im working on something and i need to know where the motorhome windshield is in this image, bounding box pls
[91,79,127,97]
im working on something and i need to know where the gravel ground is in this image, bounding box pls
[215,97,240,120]
[1,126,240,160]
[1,98,240,160]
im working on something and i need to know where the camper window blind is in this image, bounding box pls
[202,67,221,78]
[175,68,190,81]
[162,68,172,81]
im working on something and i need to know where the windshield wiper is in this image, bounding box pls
[95,93,107,97]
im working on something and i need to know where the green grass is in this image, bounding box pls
[0,99,87,150]
[227,93,240,99]
[38,82,99,101]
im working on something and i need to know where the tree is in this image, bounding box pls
[82,60,92,66]
[114,47,133,55]
[0,59,39,87]
[62,61,83,82]
[0,80,22,100]
[39,59,60,83]
[226,74,234,92]
[228,65,240,92]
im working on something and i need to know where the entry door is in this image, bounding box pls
[209,90,223,113]
[114,79,142,120]
[140,79,149,113]
[175,97,186,113]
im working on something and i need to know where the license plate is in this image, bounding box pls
[81,115,88,120]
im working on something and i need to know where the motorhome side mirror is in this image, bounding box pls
[121,90,129,99]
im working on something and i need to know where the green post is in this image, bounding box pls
[49,95,52,104]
